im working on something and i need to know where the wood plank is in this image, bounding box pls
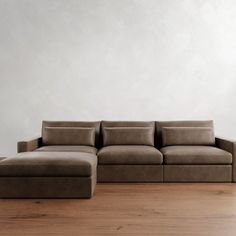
[0,183,236,236]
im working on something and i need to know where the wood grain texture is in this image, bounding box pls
[0,184,236,236]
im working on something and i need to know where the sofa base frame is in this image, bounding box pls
[164,165,232,182]
[97,165,163,182]
[0,175,96,198]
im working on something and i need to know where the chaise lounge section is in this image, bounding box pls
[0,121,100,198]
[0,151,97,198]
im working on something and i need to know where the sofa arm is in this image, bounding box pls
[17,137,42,153]
[216,137,236,182]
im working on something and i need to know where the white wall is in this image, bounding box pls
[0,0,236,155]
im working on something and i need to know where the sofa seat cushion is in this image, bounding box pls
[0,152,97,177]
[98,145,163,164]
[35,145,97,154]
[160,146,232,164]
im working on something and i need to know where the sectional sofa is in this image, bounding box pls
[0,120,235,198]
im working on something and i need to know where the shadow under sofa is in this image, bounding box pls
[0,120,235,198]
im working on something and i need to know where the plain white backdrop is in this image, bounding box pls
[0,0,236,155]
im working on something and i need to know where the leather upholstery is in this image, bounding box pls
[17,137,42,153]
[101,121,155,146]
[102,121,155,128]
[43,127,95,146]
[216,137,236,182]
[98,145,163,164]
[156,120,214,148]
[98,165,163,182]
[0,176,96,198]
[10,121,235,189]
[35,145,97,154]
[103,127,154,146]
[164,165,232,182]
[162,127,215,146]
[161,146,232,164]
[42,121,101,147]
[0,152,97,177]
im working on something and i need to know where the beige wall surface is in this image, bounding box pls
[0,0,236,155]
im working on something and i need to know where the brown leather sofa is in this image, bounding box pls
[0,120,235,198]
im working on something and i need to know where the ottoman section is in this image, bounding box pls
[0,152,97,198]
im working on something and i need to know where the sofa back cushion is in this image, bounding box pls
[103,127,154,146]
[156,120,214,147]
[162,127,215,146]
[101,121,155,146]
[42,121,100,147]
[43,127,95,146]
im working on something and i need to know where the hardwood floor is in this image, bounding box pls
[0,184,236,236]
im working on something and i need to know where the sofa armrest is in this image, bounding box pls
[17,137,42,153]
[215,136,236,182]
